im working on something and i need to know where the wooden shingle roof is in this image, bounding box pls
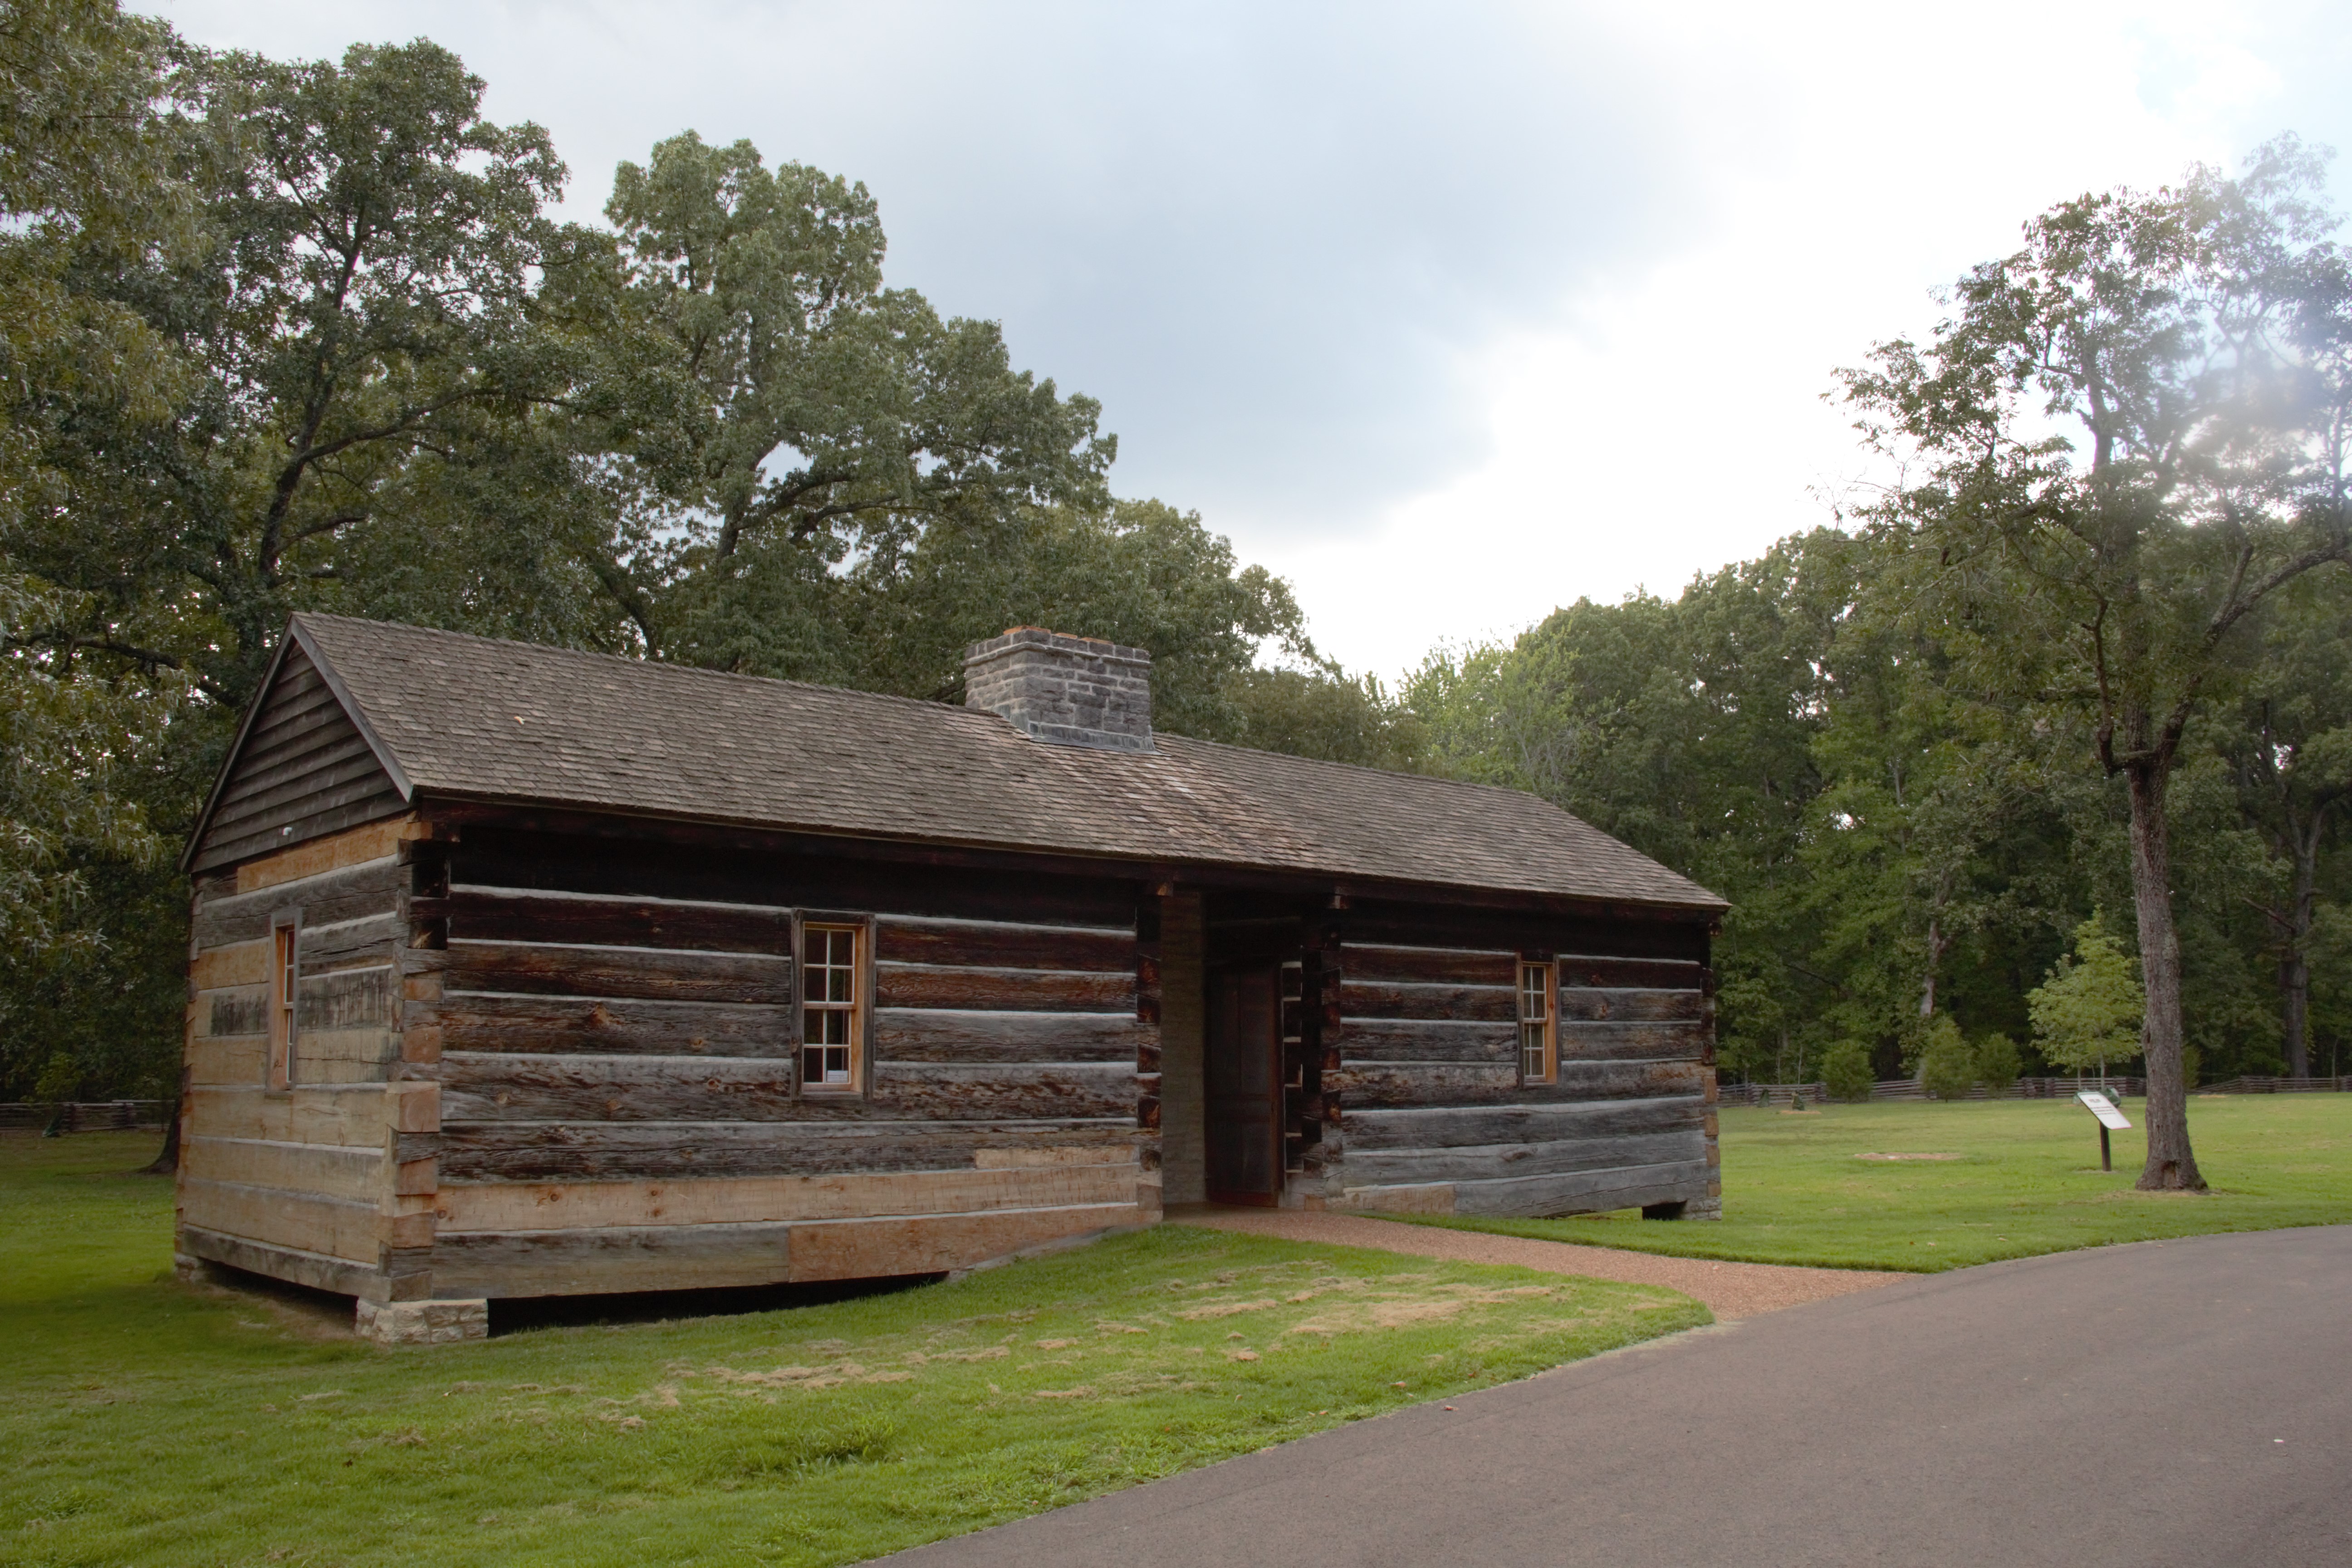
[191,614,1725,912]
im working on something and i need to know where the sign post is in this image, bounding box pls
[2075,1089,2132,1172]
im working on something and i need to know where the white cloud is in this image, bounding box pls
[149,0,2352,676]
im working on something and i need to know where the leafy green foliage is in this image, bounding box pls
[2029,916,2146,1077]
[1820,1040,1875,1102]
[1836,137,2352,1186]
[0,15,1404,1094]
[1974,1033,2023,1094]
[1917,1014,1979,1101]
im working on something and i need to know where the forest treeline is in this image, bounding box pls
[5,6,2350,1188]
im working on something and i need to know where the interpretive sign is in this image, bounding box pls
[2075,1089,2131,1171]
[2075,1090,2132,1131]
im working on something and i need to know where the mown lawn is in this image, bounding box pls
[0,1134,1705,1568]
[1401,1094,2352,1271]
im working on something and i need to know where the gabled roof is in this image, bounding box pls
[187,613,1726,912]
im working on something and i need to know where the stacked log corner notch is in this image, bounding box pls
[176,816,431,1301]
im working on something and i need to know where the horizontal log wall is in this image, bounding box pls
[179,821,421,1287]
[416,831,1152,1295]
[1328,911,1719,1218]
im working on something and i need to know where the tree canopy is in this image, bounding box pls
[0,9,1411,1106]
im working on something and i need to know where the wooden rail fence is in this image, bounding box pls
[0,1100,171,1132]
[1725,1074,2352,1107]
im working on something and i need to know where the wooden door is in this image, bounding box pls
[1205,964,1282,1205]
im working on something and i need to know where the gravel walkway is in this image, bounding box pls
[1169,1206,1906,1319]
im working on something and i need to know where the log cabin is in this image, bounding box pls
[175,615,1728,1343]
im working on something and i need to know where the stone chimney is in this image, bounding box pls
[963,627,1154,753]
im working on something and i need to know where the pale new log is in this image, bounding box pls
[186,1084,389,1146]
[181,1134,385,1202]
[233,816,422,896]
[177,1177,382,1263]
[191,940,268,992]
[787,1202,1143,1283]
[432,1161,1142,1231]
[178,1224,379,1298]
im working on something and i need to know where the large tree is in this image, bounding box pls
[582,132,1117,668]
[1841,140,2352,1187]
[2217,574,2352,1076]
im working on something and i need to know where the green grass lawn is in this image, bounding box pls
[1400,1094,2352,1271]
[0,1134,1705,1568]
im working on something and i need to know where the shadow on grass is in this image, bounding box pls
[187,1256,945,1338]
[489,1273,941,1336]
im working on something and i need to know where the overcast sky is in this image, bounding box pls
[154,1,2352,677]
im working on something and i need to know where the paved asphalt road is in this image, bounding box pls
[890,1226,2352,1567]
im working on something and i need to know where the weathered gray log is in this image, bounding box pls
[1335,1018,1519,1063]
[1338,979,1517,1022]
[443,941,794,1005]
[1554,1019,1712,1062]
[871,1007,1151,1063]
[1442,1157,1715,1217]
[419,994,794,1057]
[1344,1095,1706,1150]
[296,966,395,1032]
[875,917,1132,972]
[430,1051,1137,1123]
[1329,1058,1707,1108]
[194,856,402,948]
[416,887,794,954]
[1556,986,1709,1022]
[299,912,406,970]
[1343,944,1516,987]
[434,1117,1138,1181]
[875,963,1134,1013]
[1343,1127,1705,1186]
[1551,955,1708,990]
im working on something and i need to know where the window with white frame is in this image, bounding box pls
[1519,959,1555,1084]
[801,924,863,1090]
[270,917,299,1089]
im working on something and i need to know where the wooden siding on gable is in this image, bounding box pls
[191,644,405,873]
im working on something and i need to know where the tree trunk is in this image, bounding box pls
[141,1066,188,1177]
[2126,764,2204,1190]
[2278,811,2324,1080]
[2279,952,2311,1080]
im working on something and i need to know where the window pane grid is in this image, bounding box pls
[802,925,861,1090]
[1519,961,1553,1084]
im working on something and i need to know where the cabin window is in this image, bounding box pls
[801,924,864,1091]
[269,917,299,1089]
[1518,960,1555,1085]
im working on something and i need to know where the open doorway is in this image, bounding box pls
[1204,963,1282,1205]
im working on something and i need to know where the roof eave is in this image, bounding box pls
[409,789,1731,921]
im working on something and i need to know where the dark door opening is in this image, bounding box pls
[1205,963,1282,1205]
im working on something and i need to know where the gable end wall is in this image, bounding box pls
[190,643,405,874]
